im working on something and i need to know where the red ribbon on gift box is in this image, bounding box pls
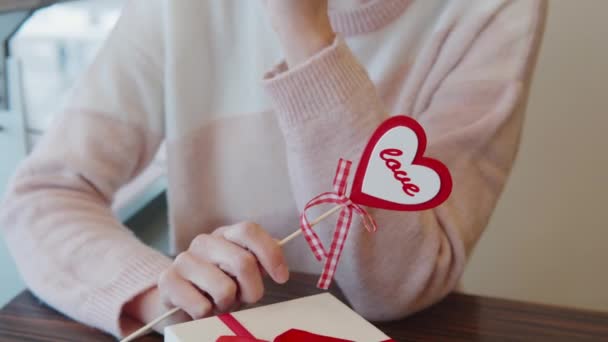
[216,313,394,342]
[217,329,352,342]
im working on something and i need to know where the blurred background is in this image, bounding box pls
[0,0,607,315]
[0,0,168,305]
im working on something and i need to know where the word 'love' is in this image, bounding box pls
[379,149,420,197]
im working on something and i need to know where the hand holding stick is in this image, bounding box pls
[120,204,344,342]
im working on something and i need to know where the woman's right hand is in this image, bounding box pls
[124,222,290,333]
[159,221,290,319]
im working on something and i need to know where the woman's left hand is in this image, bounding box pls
[261,0,336,66]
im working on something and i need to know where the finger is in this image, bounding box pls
[153,300,193,332]
[158,267,213,320]
[189,235,265,304]
[158,309,192,331]
[174,251,239,312]
[222,222,289,284]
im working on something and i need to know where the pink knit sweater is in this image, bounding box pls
[0,0,546,337]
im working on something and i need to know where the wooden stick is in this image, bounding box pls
[277,204,344,245]
[121,307,181,342]
[119,204,344,342]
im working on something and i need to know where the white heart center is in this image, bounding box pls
[361,126,441,205]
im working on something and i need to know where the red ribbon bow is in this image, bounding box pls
[217,313,394,342]
[217,329,353,342]
[217,313,352,341]
[300,159,377,289]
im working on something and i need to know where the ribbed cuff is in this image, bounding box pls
[83,249,172,337]
[263,36,372,131]
[329,0,412,36]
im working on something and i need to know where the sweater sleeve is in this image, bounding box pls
[0,0,172,337]
[263,0,546,320]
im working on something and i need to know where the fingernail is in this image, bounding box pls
[274,263,289,283]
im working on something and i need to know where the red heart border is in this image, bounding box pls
[350,115,452,211]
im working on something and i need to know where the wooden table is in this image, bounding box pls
[1,273,608,341]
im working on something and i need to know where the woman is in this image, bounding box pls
[0,0,546,338]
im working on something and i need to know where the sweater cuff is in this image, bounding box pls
[83,248,172,337]
[263,35,372,130]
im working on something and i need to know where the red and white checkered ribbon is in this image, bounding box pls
[300,159,377,289]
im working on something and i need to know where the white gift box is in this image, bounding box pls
[165,293,394,342]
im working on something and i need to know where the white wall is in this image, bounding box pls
[462,0,608,311]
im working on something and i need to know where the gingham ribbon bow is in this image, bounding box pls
[300,159,377,289]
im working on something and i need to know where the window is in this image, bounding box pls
[4,0,166,221]
[10,0,123,146]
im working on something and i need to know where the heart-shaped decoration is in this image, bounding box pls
[350,115,452,211]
